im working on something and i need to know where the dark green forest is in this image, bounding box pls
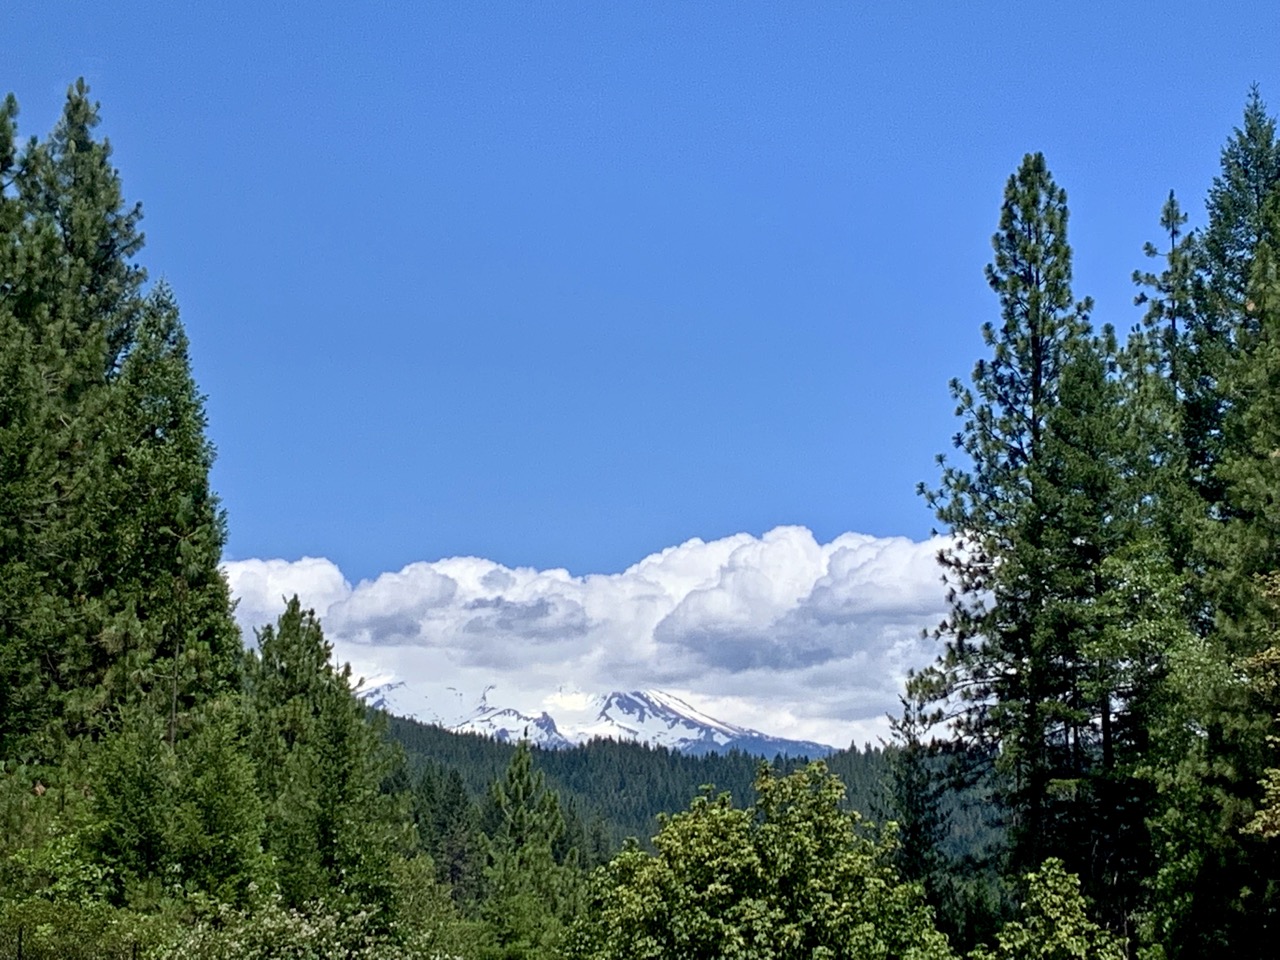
[1,80,1279,958]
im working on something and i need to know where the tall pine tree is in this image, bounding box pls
[916,154,1142,920]
[0,81,237,761]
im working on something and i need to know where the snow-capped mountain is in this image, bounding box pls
[560,689,834,758]
[358,682,835,758]
[454,704,574,749]
[355,678,407,713]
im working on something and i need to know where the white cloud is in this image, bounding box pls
[222,525,951,748]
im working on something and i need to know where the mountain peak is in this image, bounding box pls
[458,687,832,757]
[357,680,834,758]
[454,704,574,750]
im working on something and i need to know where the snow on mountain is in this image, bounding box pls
[356,680,835,758]
[353,677,407,713]
[352,677,471,727]
[558,689,834,758]
[453,704,574,750]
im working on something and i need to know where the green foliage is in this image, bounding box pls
[884,697,1008,951]
[569,762,953,960]
[166,699,267,905]
[413,764,487,900]
[916,151,1137,896]
[0,79,237,766]
[1133,108,1280,958]
[154,899,389,960]
[1203,86,1280,322]
[76,699,265,907]
[917,94,1280,956]
[970,859,1123,960]
[479,740,580,960]
[0,898,176,960]
[1242,599,1280,839]
[388,710,892,854]
[246,597,405,913]
[152,884,475,960]
[86,710,180,903]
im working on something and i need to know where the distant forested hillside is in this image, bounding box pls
[385,712,892,848]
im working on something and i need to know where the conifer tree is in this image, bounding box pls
[428,766,487,900]
[108,286,241,722]
[0,92,48,760]
[916,154,1139,906]
[1217,189,1280,628]
[246,597,402,913]
[1159,184,1280,955]
[0,81,237,760]
[1203,87,1280,330]
[481,740,578,960]
[1182,88,1280,513]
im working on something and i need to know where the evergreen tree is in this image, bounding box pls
[1242,576,1280,841]
[1217,188,1280,628]
[0,79,145,758]
[1203,87,1280,331]
[1182,88,1280,513]
[86,697,266,908]
[884,695,1006,952]
[910,149,1212,941]
[884,696,948,895]
[919,153,1099,871]
[1126,103,1280,958]
[87,709,178,904]
[246,597,402,914]
[0,91,48,761]
[481,740,579,960]
[166,697,267,906]
[1147,183,1280,956]
[108,285,241,729]
[0,81,237,762]
[433,766,487,901]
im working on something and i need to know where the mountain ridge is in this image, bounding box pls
[359,682,834,758]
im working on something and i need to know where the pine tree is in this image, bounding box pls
[0,79,146,758]
[1217,189,1280,630]
[1181,88,1280,514]
[107,285,241,727]
[0,92,49,760]
[918,152,1081,868]
[0,81,237,761]
[420,765,487,901]
[167,697,267,906]
[86,708,179,904]
[1162,183,1280,955]
[1203,87,1280,330]
[916,154,1141,908]
[1126,190,1205,632]
[884,695,948,894]
[481,740,578,960]
[246,597,402,913]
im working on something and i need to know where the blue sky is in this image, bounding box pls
[10,3,1280,582]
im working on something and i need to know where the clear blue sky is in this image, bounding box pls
[10,3,1280,581]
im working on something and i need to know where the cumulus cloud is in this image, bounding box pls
[222,526,952,748]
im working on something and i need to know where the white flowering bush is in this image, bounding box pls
[154,892,470,960]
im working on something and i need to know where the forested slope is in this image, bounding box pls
[386,711,891,847]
